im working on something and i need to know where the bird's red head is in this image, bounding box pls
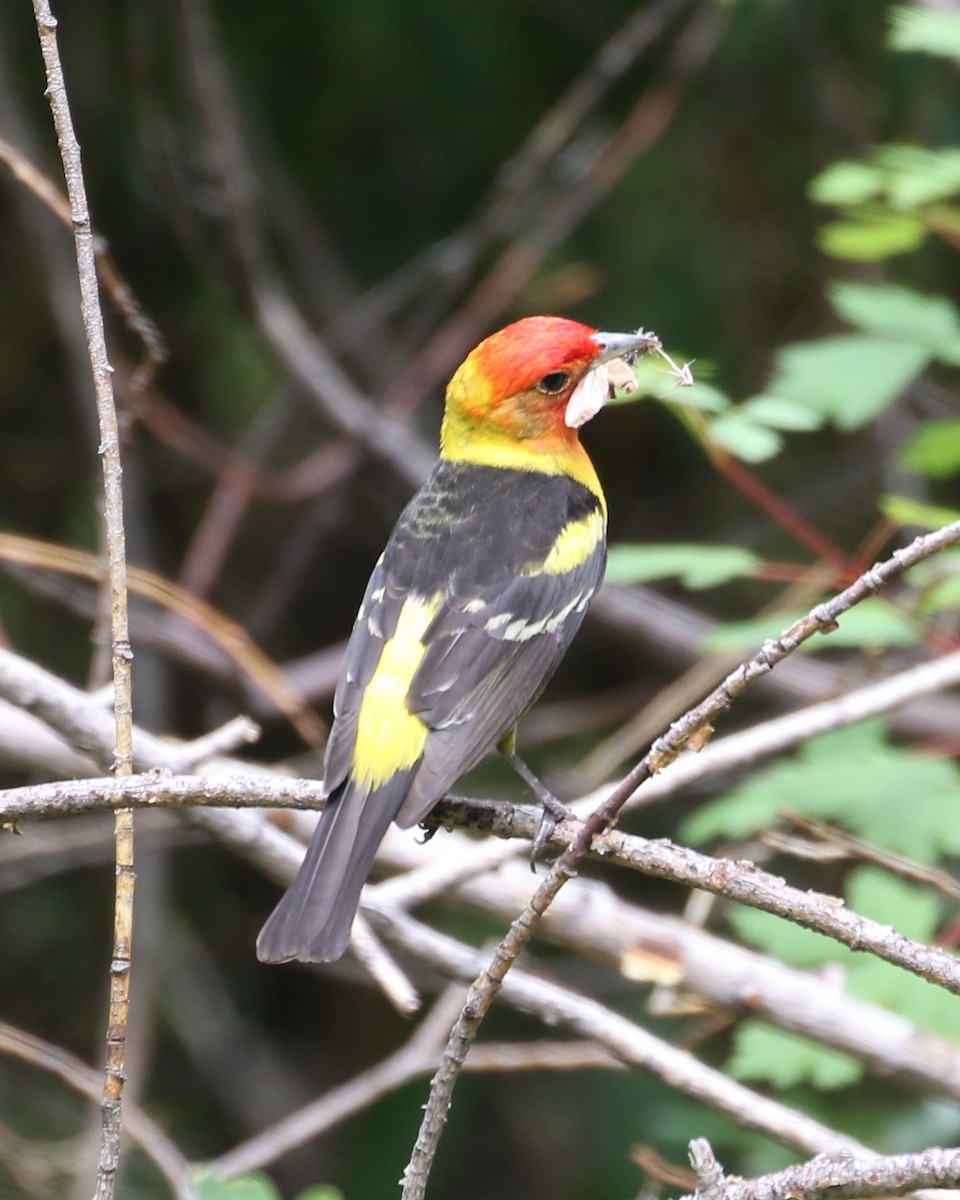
[440,317,648,493]
[463,316,601,404]
[444,316,602,445]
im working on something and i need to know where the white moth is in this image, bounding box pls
[564,362,611,429]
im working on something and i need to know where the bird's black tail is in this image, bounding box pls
[256,773,410,963]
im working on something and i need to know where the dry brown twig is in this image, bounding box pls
[325,0,695,353]
[379,2,728,417]
[30,4,139,1198]
[208,984,619,1177]
[7,511,960,1189]
[764,813,960,904]
[5,623,960,1071]
[175,0,434,489]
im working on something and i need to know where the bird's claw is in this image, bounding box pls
[529,797,576,871]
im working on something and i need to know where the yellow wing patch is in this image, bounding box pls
[351,595,437,790]
[533,508,605,576]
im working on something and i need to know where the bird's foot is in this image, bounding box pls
[530,793,576,867]
[499,746,575,869]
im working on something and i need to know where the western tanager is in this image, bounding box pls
[258,316,652,963]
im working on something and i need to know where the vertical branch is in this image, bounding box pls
[31,6,135,1200]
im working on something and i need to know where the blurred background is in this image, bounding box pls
[2,1,960,1198]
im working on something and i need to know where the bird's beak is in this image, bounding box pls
[565,329,660,429]
[589,329,660,366]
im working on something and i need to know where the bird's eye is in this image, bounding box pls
[536,371,570,395]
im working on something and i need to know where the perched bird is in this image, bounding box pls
[258,316,651,963]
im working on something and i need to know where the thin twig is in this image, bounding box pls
[371,646,960,916]
[765,814,960,904]
[0,134,166,386]
[175,0,434,487]
[590,583,960,742]
[0,530,325,746]
[210,980,619,1178]
[682,1140,960,1200]
[379,910,870,1163]
[6,636,960,1106]
[30,6,137,1198]
[347,915,422,1016]
[400,516,960,1200]
[381,1,730,416]
[325,0,693,354]
[0,1022,192,1200]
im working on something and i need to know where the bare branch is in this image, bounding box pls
[30,5,138,1196]
[211,983,619,1178]
[0,134,166,385]
[381,1,731,415]
[376,646,960,910]
[401,516,960,1199]
[0,1021,191,1200]
[684,1139,960,1200]
[373,815,960,1104]
[0,531,325,747]
[0,773,326,822]
[5,648,960,1107]
[175,0,434,487]
[380,909,869,1167]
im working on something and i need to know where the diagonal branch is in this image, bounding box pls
[685,1137,960,1200]
[400,515,960,1200]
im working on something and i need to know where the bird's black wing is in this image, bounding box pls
[322,459,606,824]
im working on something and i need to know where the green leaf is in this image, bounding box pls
[673,380,730,412]
[728,906,838,968]
[901,417,960,479]
[683,720,960,860]
[604,543,761,589]
[809,160,885,207]
[699,610,805,654]
[889,5,960,58]
[818,213,926,260]
[196,1173,281,1200]
[812,599,918,648]
[850,953,960,1040]
[881,493,960,529]
[847,866,940,942]
[727,870,960,1047]
[769,336,931,429]
[829,283,960,349]
[729,1021,862,1090]
[295,1188,345,1200]
[917,572,960,614]
[877,144,960,207]
[707,412,783,461]
[700,599,918,654]
[623,359,724,407]
[739,394,824,431]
